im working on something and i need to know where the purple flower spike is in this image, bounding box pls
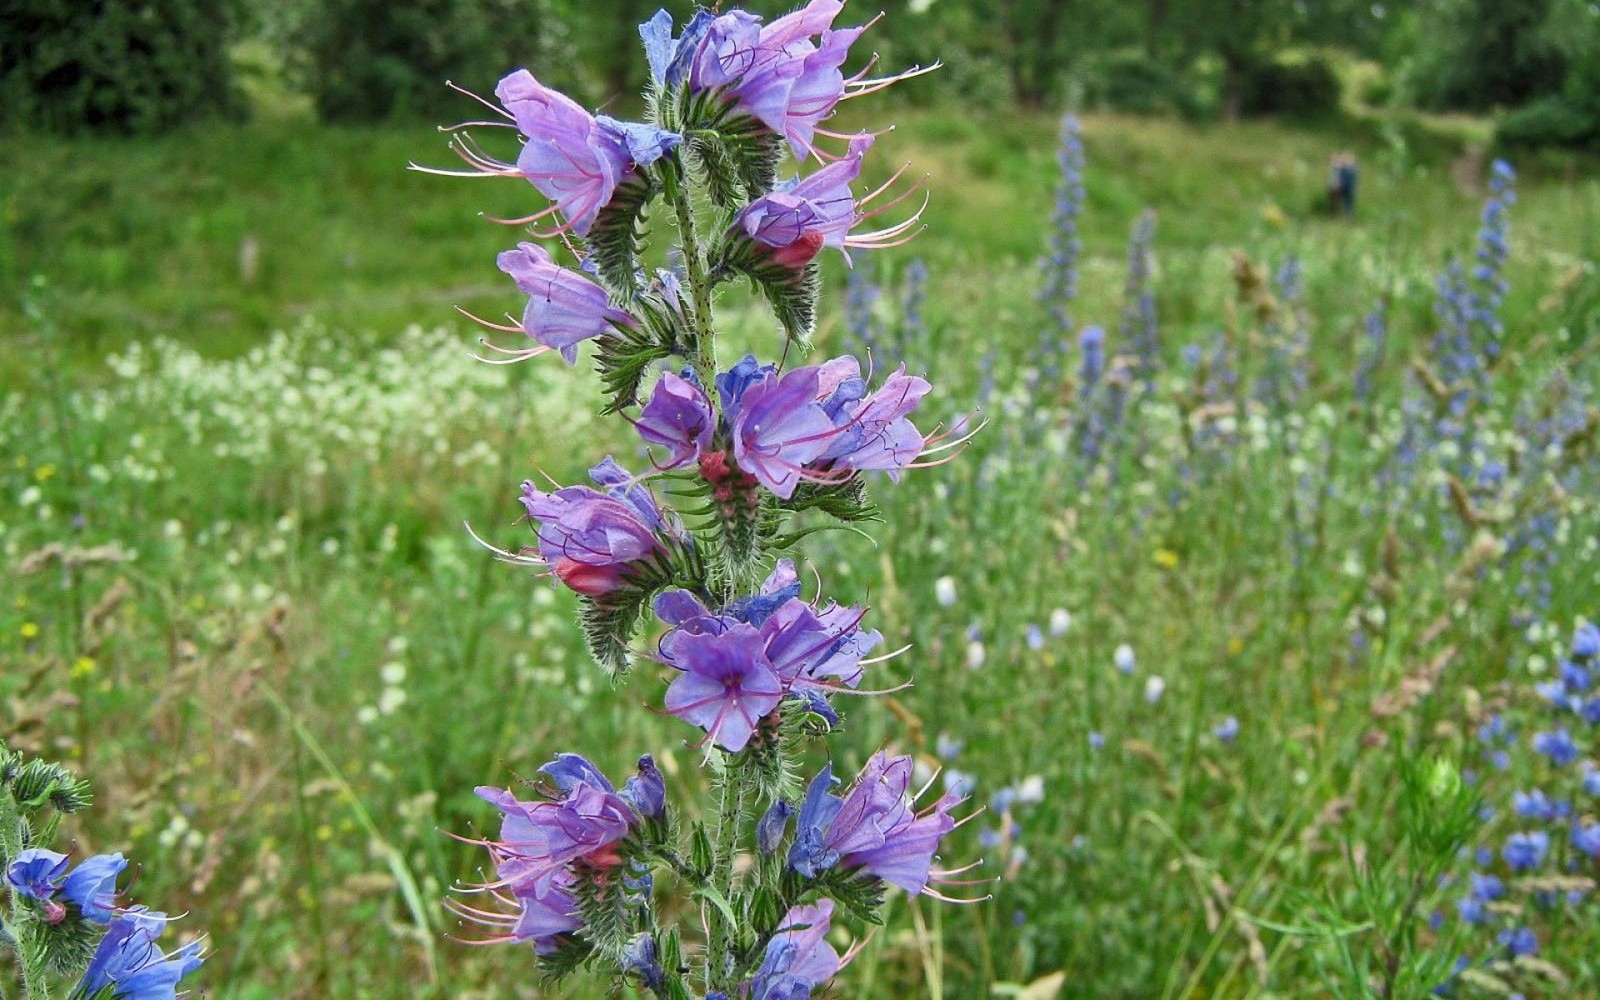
[731,366,841,499]
[493,70,679,236]
[750,899,843,1000]
[497,242,634,364]
[663,623,786,752]
[636,371,716,468]
[62,852,127,924]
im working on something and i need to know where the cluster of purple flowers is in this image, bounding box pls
[633,353,939,501]
[430,4,970,994]
[655,560,883,751]
[1438,620,1600,991]
[1120,209,1159,388]
[456,755,664,952]
[783,753,967,898]
[4,848,204,999]
[1036,113,1085,376]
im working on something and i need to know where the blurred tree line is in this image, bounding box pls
[1,0,1598,150]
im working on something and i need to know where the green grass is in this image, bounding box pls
[4,103,1600,999]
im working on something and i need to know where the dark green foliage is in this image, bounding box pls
[709,236,821,351]
[1497,94,1600,152]
[6,757,91,813]
[1238,56,1342,120]
[1406,0,1567,111]
[1079,50,1206,119]
[781,477,880,525]
[41,915,101,976]
[534,936,593,983]
[295,0,571,122]
[0,0,236,134]
[594,295,689,414]
[586,175,660,300]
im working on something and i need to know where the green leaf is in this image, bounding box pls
[585,174,660,298]
[693,882,741,928]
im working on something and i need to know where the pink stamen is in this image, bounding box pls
[446,79,514,120]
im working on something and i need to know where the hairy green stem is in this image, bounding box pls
[0,789,45,1000]
[666,158,719,392]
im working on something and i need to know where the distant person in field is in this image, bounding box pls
[1328,152,1358,217]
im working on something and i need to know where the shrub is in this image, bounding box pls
[295,0,573,123]
[1497,94,1600,153]
[0,0,237,134]
[1080,50,1208,120]
[1238,56,1342,119]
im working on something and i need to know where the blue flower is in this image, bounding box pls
[6,848,68,903]
[1532,729,1579,766]
[622,933,666,989]
[1573,622,1600,659]
[1213,717,1240,743]
[1502,831,1549,872]
[61,852,127,924]
[79,909,204,1000]
[1572,822,1600,859]
[758,801,793,855]
[1498,926,1538,958]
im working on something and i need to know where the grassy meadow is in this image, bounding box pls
[4,97,1600,999]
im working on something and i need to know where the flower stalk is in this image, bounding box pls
[426,4,977,995]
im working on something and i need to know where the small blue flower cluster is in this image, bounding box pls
[1439,621,1600,993]
[1037,113,1086,380]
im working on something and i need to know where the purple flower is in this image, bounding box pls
[663,623,786,751]
[1470,872,1505,901]
[475,755,652,899]
[789,752,962,895]
[759,801,794,854]
[1573,822,1600,858]
[492,70,680,235]
[80,910,204,1000]
[623,933,667,989]
[731,365,841,498]
[1576,622,1600,659]
[639,9,714,88]
[1532,729,1579,767]
[717,354,778,417]
[61,852,127,924]
[1213,716,1240,743]
[636,370,716,468]
[497,242,634,364]
[750,899,842,1000]
[686,1,866,159]
[519,461,666,598]
[6,848,68,904]
[1512,789,1564,821]
[1503,830,1549,872]
[732,135,919,268]
[506,872,583,953]
[1498,926,1538,958]
[815,359,932,481]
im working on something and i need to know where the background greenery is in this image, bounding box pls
[4,1,1600,998]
